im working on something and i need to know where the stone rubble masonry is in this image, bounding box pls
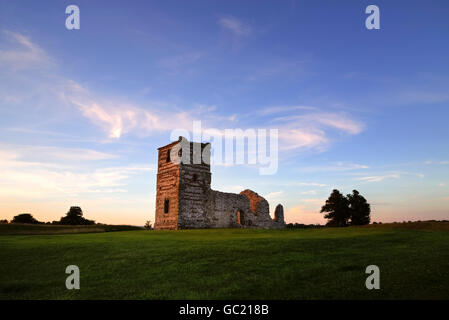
[154,137,285,230]
[274,204,285,225]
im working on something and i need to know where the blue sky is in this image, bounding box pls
[0,0,448,225]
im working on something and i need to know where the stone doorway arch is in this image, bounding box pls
[237,209,244,225]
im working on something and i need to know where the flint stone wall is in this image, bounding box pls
[179,187,284,229]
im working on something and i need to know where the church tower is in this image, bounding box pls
[154,137,211,230]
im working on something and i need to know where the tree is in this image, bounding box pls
[144,220,153,230]
[0,219,9,224]
[58,206,95,225]
[11,213,40,224]
[347,190,371,225]
[321,189,351,227]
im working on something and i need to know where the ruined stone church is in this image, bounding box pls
[154,137,285,230]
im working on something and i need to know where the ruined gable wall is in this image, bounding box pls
[240,189,265,213]
[253,198,277,227]
[240,189,277,227]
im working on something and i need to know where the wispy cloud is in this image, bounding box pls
[297,162,370,173]
[0,164,153,198]
[0,145,153,198]
[218,16,252,36]
[259,105,317,116]
[355,171,424,183]
[0,30,53,70]
[274,112,364,135]
[259,107,365,152]
[299,190,317,195]
[266,191,283,199]
[71,94,195,139]
[278,128,327,151]
[425,160,449,165]
[0,144,116,164]
[356,174,400,183]
[1,30,366,154]
[0,31,208,139]
[291,182,327,187]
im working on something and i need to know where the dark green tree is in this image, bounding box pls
[11,213,40,224]
[347,190,371,225]
[59,207,95,225]
[321,189,351,227]
[144,220,153,230]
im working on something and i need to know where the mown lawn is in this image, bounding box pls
[1,223,448,299]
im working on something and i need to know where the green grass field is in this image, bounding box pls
[1,222,448,299]
[0,223,142,235]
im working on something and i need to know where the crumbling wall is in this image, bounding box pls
[274,204,285,227]
[207,190,253,227]
[206,189,282,228]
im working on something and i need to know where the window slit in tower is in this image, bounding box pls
[164,199,169,214]
[166,149,171,163]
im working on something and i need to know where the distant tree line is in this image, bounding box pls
[6,206,96,225]
[286,223,324,229]
[3,207,152,229]
[10,213,41,224]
